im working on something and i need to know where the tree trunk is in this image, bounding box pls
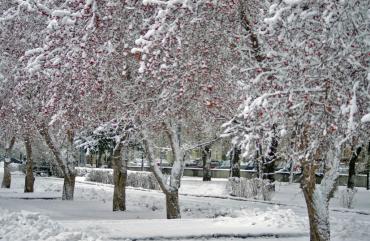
[263,160,276,192]
[62,174,76,200]
[202,145,211,181]
[1,162,11,189]
[347,146,362,189]
[367,142,370,190]
[305,193,330,241]
[38,123,76,200]
[112,141,126,211]
[165,191,181,219]
[143,122,184,219]
[97,150,103,168]
[302,162,331,241]
[230,147,240,178]
[263,162,275,180]
[289,160,295,183]
[107,148,113,168]
[113,167,126,211]
[262,124,278,190]
[86,153,92,166]
[1,137,16,189]
[24,136,34,193]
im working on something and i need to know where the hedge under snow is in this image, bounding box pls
[227,177,274,201]
[76,167,160,190]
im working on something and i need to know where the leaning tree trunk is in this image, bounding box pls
[301,161,334,241]
[24,136,34,193]
[202,145,212,181]
[39,123,76,200]
[112,141,126,211]
[347,146,362,189]
[165,191,180,219]
[1,137,16,189]
[304,191,330,241]
[230,147,241,178]
[142,123,183,219]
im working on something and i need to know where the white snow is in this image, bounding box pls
[361,113,370,123]
[347,81,359,133]
[62,208,306,241]
[0,208,101,241]
[283,0,303,5]
[52,10,71,17]
[1,165,370,241]
[24,48,44,57]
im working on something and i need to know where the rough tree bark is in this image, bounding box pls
[112,140,126,211]
[38,123,76,200]
[230,147,241,178]
[1,136,16,188]
[165,191,180,219]
[63,129,77,200]
[301,162,331,241]
[24,135,34,193]
[202,145,212,181]
[347,146,362,189]
[298,123,341,241]
[62,174,76,200]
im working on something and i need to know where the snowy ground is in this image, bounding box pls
[1,163,370,241]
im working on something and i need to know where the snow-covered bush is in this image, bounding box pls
[128,171,160,190]
[87,169,113,184]
[261,182,275,201]
[77,167,160,190]
[8,163,21,172]
[75,167,91,177]
[339,188,357,209]
[227,177,274,201]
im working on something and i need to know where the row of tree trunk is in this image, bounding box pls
[1,136,35,193]
[3,130,369,237]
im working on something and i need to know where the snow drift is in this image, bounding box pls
[0,208,101,241]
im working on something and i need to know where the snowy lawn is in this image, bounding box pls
[0,165,369,241]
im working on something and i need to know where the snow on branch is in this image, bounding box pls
[0,0,52,22]
[361,113,370,123]
[347,81,359,134]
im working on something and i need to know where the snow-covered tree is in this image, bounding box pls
[225,0,369,240]
[0,0,51,191]
[76,121,136,211]
[14,0,154,202]
[134,0,263,218]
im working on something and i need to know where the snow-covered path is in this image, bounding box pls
[1,169,370,241]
